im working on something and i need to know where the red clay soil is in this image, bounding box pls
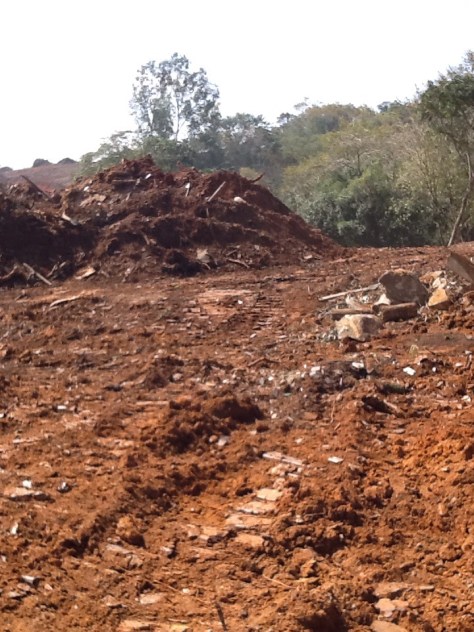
[0,158,340,284]
[0,162,473,631]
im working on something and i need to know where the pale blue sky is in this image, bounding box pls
[1,0,473,168]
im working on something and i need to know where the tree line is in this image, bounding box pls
[80,52,474,247]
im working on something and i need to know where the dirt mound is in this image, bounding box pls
[0,157,340,284]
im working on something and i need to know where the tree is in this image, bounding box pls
[130,53,220,142]
[419,51,474,245]
[80,131,138,176]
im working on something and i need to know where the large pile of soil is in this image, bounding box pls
[0,158,340,283]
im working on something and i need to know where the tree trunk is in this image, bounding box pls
[448,154,474,246]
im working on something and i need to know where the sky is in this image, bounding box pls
[1,0,474,169]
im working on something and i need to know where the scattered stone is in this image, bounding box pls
[197,525,228,544]
[235,533,265,549]
[447,251,474,285]
[238,499,276,515]
[102,595,123,608]
[379,269,429,305]
[139,592,163,605]
[4,487,52,502]
[375,597,408,617]
[20,575,40,587]
[225,513,272,530]
[328,456,344,464]
[118,621,154,632]
[262,452,304,467]
[116,516,145,547]
[428,287,452,310]
[371,621,408,632]
[256,488,282,502]
[420,270,444,285]
[374,582,409,599]
[439,542,462,561]
[336,314,382,341]
[378,302,418,322]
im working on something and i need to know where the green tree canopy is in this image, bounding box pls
[419,51,474,244]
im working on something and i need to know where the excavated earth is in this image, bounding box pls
[0,162,473,632]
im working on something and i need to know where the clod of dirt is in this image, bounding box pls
[147,395,263,454]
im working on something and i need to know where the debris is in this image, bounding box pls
[5,487,52,502]
[117,621,154,632]
[377,302,418,322]
[116,516,145,547]
[320,283,380,302]
[336,314,382,341]
[329,307,374,320]
[447,251,474,285]
[428,286,452,310]
[379,269,429,305]
[226,257,250,269]
[215,601,229,632]
[235,533,265,549]
[373,582,409,599]
[375,597,408,617]
[403,367,416,376]
[238,500,277,515]
[75,266,97,280]
[20,575,40,587]
[139,593,163,605]
[376,381,409,395]
[256,488,283,502]
[20,174,52,201]
[371,621,408,632]
[22,262,52,286]
[206,181,226,202]
[49,294,85,308]
[262,452,304,467]
[362,395,403,416]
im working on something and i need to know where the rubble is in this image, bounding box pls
[428,286,452,309]
[336,313,382,341]
[0,157,340,284]
[379,269,429,304]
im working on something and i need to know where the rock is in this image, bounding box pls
[116,516,145,547]
[118,621,154,632]
[225,513,272,530]
[256,488,282,502]
[238,499,276,515]
[439,542,462,561]
[420,270,444,286]
[4,487,52,502]
[373,582,409,599]
[378,302,419,322]
[428,287,452,310]
[379,269,429,305]
[371,622,408,632]
[336,314,382,341]
[139,592,163,605]
[375,597,408,616]
[447,251,474,285]
[235,533,265,549]
[374,293,391,306]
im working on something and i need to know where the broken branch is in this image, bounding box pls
[320,283,380,302]
[22,263,52,286]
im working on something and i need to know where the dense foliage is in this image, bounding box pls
[80,52,474,246]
